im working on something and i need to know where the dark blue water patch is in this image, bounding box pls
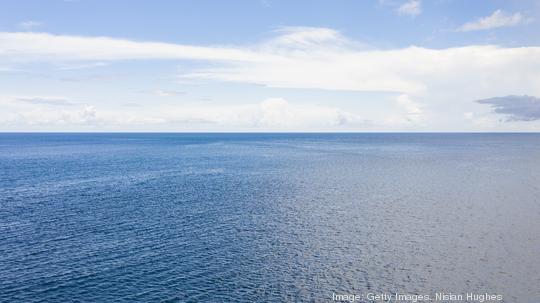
[1,133,540,302]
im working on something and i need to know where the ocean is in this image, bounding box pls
[1,133,539,302]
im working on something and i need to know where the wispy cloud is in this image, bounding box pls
[457,10,533,32]
[149,89,185,97]
[55,62,109,70]
[15,96,76,106]
[18,21,42,31]
[180,29,540,96]
[121,103,141,107]
[0,31,269,62]
[477,95,540,121]
[397,0,421,17]
[260,0,271,8]
[2,28,540,98]
[137,89,185,97]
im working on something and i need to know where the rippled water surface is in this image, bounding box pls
[1,133,540,302]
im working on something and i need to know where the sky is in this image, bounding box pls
[1,0,540,132]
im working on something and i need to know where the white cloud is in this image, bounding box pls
[0,95,367,131]
[150,89,185,97]
[0,31,271,62]
[156,98,367,129]
[396,94,422,122]
[15,96,76,106]
[2,29,540,97]
[397,0,421,17]
[252,98,365,128]
[1,28,540,131]
[1,100,99,126]
[18,21,42,31]
[183,42,540,99]
[261,27,358,51]
[457,10,533,32]
[463,111,501,128]
[260,0,271,8]
[55,62,109,70]
[382,94,425,126]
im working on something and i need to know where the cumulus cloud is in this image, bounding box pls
[397,0,421,17]
[161,98,367,129]
[3,106,99,126]
[252,98,365,128]
[457,10,533,32]
[1,96,367,130]
[477,95,540,121]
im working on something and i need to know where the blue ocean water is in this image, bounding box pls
[1,133,539,302]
